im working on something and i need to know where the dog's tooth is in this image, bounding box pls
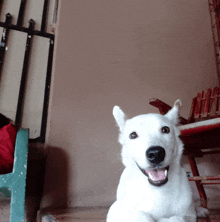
[165,169,167,178]
[148,173,155,181]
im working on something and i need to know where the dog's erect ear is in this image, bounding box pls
[113,106,126,132]
[165,99,182,126]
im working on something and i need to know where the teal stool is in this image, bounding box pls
[0,129,29,222]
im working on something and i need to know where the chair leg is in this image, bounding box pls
[188,156,207,208]
[10,186,25,222]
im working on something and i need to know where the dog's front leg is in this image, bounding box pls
[107,210,155,222]
[158,216,195,222]
[107,202,155,222]
[134,211,155,222]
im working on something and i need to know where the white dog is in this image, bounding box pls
[107,100,208,222]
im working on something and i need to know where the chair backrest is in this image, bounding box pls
[0,128,29,222]
[188,87,220,123]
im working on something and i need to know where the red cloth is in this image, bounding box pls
[0,124,17,174]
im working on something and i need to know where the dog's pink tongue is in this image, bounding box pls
[145,168,166,181]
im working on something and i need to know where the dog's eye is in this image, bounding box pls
[129,132,138,139]
[161,126,170,134]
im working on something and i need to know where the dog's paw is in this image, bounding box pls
[158,216,184,222]
[196,207,209,218]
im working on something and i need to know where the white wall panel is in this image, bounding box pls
[22,36,49,138]
[0,0,20,24]
[0,30,26,121]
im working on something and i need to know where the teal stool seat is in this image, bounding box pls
[0,128,29,222]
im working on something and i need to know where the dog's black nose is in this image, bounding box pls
[146,146,165,164]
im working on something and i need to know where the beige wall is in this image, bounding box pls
[42,0,219,208]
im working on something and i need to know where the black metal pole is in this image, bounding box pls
[17,0,27,26]
[0,13,12,77]
[0,21,53,38]
[41,0,48,32]
[39,36,54,142]
[15,19,35,128]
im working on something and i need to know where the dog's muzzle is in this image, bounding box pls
[137,146,169,187]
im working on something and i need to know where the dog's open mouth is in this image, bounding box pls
[145,167,169,186]
[138,165,169,187]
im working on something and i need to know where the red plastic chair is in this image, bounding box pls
[149,87,220,207]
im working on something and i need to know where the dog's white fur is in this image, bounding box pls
[107,100,208,222]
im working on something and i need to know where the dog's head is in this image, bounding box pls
[113,100,183,187]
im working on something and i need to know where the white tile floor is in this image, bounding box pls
[40,204,220,222]
[40,207,109,222]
